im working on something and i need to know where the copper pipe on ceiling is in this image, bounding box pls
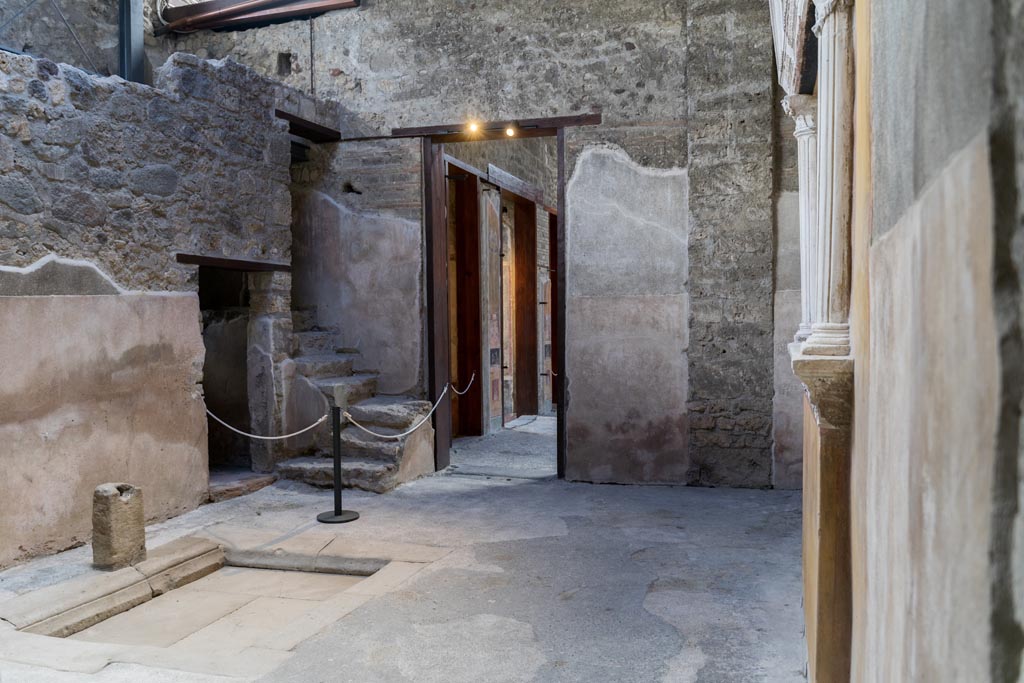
[195,0,359,31]
[156,0,358,35]
[156,0,315,35]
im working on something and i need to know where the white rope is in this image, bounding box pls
[451,373,476,396]
[206,409,328,441]
[344,385,449,441]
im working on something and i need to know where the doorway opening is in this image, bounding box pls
[428,139,562,479]
[198,266,252,475]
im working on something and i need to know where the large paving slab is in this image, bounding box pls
[0,426,804,681]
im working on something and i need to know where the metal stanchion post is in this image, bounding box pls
[317,406,359,524]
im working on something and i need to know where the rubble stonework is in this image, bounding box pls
[0,51,292,292]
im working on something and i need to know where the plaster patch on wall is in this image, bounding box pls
[292,190,423,395]
[0,255,125,296]
[565,145,689,484]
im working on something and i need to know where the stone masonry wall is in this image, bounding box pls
[0,51,292,292]
[685,1,776,487]
[137,1,778,487]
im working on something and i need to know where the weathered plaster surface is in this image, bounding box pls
[566,146,689,484]
[0,293,208,568]
[860,136,997,681]
[773,191,803,489]
[870,0,993,237]
[292,190,423,395]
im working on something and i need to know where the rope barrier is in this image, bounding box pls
[209,373,471,443]
[344,384,449,441]
[451,373,476,396]
[206,409,328,441]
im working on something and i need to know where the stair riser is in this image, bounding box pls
[319,380,378,410]
[296,358,354,378]
[277,464,397,495]
[295,333,336,356]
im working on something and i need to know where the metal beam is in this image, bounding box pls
[118,0,144,83]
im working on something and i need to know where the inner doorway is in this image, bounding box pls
[413,112,601,477]
[433,139,560,479]
[197,266,252,473]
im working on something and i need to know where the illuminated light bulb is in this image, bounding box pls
[467,121,480,133]
[505,126,516,137]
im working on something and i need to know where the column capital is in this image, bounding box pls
[789,343,853,429]
[783,94,817,136]
[813,0,853,35]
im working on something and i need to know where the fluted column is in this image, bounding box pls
[784,94,817,342]
[803,0,854,356]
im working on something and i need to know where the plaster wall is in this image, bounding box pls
[857,135,997,681]
[291,139,425,395]
[846,0,1024,676]
[0,292,208,568]
[773,191,802,490]
[565,147,689,484]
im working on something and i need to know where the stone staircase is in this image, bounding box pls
[275,310,435,494]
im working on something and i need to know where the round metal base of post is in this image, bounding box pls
[317,510,360,524]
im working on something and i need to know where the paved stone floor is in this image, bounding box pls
[0,424,805,682]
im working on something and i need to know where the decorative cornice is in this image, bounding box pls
[813,0,854,36]
[790,344,854,429]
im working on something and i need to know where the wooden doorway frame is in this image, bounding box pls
[415,112,601,477]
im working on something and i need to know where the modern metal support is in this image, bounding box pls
[317,406,360,524]
[118,0,144,83]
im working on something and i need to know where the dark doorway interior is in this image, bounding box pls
[447,169,484,437]
[548,211,560,404]
[510,193,539,418]
[198,266,251,471]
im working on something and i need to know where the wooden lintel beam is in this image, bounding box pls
[175,253,291,272]
[390,112,602,140]
[275,109,341,143]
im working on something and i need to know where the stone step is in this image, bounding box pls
[314,374,378,409]
[294,330,337,356]
[337,426,404,462]
[293,353,357,379]
[275,456,399,494]
[346,395,432,429]
[290,308,317,332]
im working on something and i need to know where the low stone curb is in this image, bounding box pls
[0,537,223,637]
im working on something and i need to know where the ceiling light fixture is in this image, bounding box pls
[505,126,516,137]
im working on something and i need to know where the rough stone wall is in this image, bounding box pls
[0,51,292,292]
[445,138,558,207]
[0,51,301,562]
[143,2,775,487]
[685,0,776,487]
[0,0,118,77]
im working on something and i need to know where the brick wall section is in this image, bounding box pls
[0,52,292,291]
[292,138,423,223]
[686,0,776,487]
[446,138,559,208]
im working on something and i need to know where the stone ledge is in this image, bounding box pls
[790,342,854,429]
[0,537,224,636]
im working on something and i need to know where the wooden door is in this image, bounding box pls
[424,140,451,469]
[448,168,484,436]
